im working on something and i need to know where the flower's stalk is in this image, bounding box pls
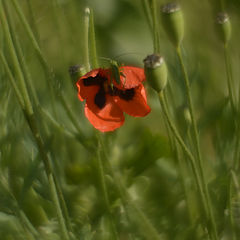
[173,140,195,225]
[89,8,99,69]
[224,44,235,114]
[215,12,235,111]
[220,0,225,11]
[150,0,160,53]
[96,136,119,240]
[98,135,162,240]
[84,7,91,71]
[141,0,153,32]
[0,3,70,239]
[158,92,207,208]
[176,47,218,240]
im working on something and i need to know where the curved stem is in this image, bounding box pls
[96,136,119,240]
[224,44,236,114]
[141,0,153,32]
[10,0,88,148]
[150,0,160,53]
[0,3,70,239]
[89,8,99,69]
[84,8,90,71]
[98,134,161,240]
[158,92,217,239]
[176,47,218,240]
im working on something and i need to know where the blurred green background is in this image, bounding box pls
[1,0,240,239]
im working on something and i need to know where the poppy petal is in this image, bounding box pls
[76,69,103,101]
[85,94,125,132]
[112,66,145,90]
[114,84,151,117]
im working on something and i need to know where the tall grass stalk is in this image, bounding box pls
[0,3,71,239]
[96,137,119,240]
[11,0,58,118]
[84,7,91,71]
[89,8,99,69]
[10,0,88,148]
[150,0,160,53]
[141,0,153,32]
[223,45,236,114]
[158,91,217,237]
[144,2,196,230]
[176,47,218,240]
[4,1,39,107]
[0,50,70,240]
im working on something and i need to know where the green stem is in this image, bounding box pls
[98,135,162,240]
[0,52,25,108]
[141,0,153,32]
[174,140,195,225]
[224,44,236,114]
[158,92,214,236]
[0,3,70,239]
[150,0,160,53]
[96,136,119,240]
[25,0,41,45]
[89,8,99,69]
[176,47,218,240]
[220,0,225,11]
[228,176,237,240]
[3,2,39,107]
[84,7,90,71]
[10,0,88,148]
[11,0,58,118]
[18,210,40,240]
[229,170,240,238]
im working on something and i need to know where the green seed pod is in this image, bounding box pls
[143,54,168,93]
[161,2,184,48]
[177,105,191,135]
[216,12,231,45]
[69,64,87,83]
[183,106,191,126]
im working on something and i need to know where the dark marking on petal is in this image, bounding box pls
[94,88,106,109]
[83,74,107,86]
[118,88,135,101]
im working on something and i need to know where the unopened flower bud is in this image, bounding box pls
[143,54,168,92]
[161,2,184,48]
[183,107,191,126]
[216,12,231,45]
[177,105,192,134]
[69,64,86,83]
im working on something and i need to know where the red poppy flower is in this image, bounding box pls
[76,66,151,132]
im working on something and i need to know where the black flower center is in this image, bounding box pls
[94,87,106,109]
[83,73,135,109]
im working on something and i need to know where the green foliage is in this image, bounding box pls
[0,0,240,239]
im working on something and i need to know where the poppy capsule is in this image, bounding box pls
[216,12,231,46]
[144,54,168,93]
[161,2,184,48]
[69,65,87,84]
